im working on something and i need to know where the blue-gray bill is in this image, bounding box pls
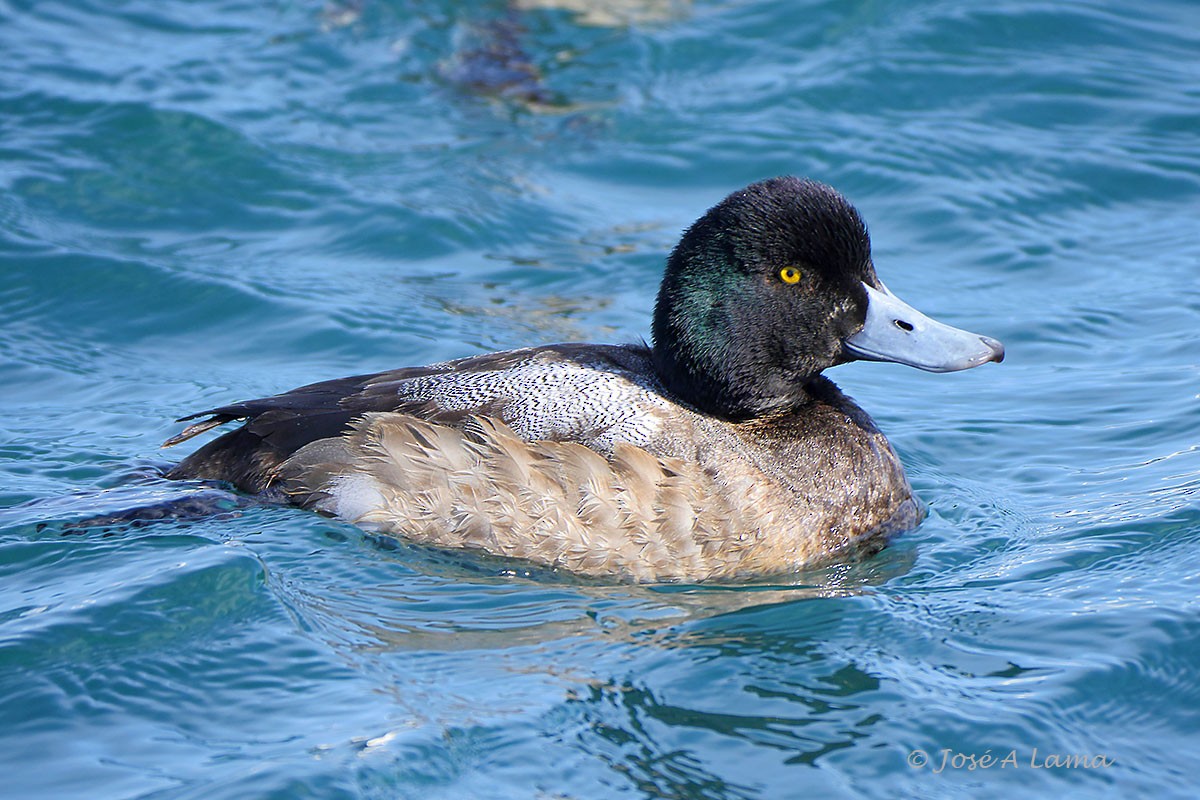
[843,283,1005,372]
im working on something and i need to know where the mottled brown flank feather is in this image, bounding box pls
[280,415,717,581]
[274,407,915,582]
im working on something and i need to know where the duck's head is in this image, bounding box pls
[651,177,1004,419]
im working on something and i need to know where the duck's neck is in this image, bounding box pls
[658,364,817,421]
[649,328,820,420]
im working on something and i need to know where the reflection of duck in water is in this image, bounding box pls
[442,0,690,107]
[442,8,556,106]
[317,1,555,105]
[320,0,688,107]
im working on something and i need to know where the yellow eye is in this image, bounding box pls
[779,266,802,284]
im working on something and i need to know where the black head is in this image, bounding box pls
[651,177,878,419]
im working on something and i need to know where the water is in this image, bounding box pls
[2,0,1199,797]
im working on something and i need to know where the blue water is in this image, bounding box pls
[3,0,1199,797]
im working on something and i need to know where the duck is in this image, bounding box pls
[164,177,1004,582]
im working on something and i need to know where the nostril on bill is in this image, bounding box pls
[894,319,914,332]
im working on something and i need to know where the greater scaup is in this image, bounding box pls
[165,177,1003,581]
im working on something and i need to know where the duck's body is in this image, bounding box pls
[166,178,1002,582]
[168,343,915,581]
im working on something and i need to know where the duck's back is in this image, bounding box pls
[169,344,677,489]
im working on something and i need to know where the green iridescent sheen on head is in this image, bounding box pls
[651,177,879,419]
